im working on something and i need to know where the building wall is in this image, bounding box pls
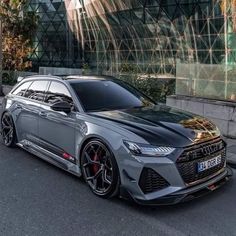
[28,0,82,70]
[167,95,236,138]
[28,0,236,101]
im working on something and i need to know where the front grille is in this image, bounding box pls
[177,137,225,163]
[139,168,170,194]
[177,138,226,185]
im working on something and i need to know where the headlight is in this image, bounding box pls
[123,141,175,157]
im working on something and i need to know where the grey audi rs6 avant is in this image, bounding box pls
[0,75,232,205]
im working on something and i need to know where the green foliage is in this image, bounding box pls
[120,63,138,74]
[82,63,90,70]
[0,0,38,71]
[82,63,90,75]
[119,74,175,103]
[118,63,175,102]
[2,71,16,85]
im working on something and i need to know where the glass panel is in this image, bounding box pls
[45,81,73,105]
[12,81,32,97]
[70,80,154,112]
[27,0,236,101]
[25,80,49,101]
[175,63,236,101]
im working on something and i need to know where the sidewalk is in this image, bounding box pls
[226,139,236,168]
[0,95,235,168]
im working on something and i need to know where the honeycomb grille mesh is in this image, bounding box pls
[177,138,226,185]
[139,168,170,194]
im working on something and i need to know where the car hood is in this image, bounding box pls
[90,105,220,147]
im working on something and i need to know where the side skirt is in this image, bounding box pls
[17,139,82,177]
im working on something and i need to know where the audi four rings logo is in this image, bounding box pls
[186,142,223,160]
[201,143,221,155]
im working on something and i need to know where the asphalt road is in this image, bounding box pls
[0,141,235,236]
[0,101,235,236]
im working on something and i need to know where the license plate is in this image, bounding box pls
[198,155,222,173]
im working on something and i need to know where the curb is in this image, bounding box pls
[227,152,236,169]
[227,160,236,169]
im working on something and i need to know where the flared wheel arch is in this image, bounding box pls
[1,111,18,147]
[79,137,121,198]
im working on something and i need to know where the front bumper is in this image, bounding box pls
[118,143,232,205]
[131,167,233,205]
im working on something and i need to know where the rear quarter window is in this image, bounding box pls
[12,81,32,97]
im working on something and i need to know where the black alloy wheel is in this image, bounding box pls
[1,113,17,147]
[81,139,120,198]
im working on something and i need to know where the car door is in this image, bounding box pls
[38,81,77,162]
[13,80,49,142]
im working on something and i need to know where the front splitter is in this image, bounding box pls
[131,167,233,206]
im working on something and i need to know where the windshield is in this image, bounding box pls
[70,79,155,112]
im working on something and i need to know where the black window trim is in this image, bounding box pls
[11,78,80,112]
[11,80,33,97]
[44,80,79,112]
[11,79,50,106]
[24,79,50,103]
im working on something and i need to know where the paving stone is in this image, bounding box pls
[228,121,236,139]
[227,153,236,168]
[228,145,236,153]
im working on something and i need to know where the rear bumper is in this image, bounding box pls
[131,167,233,205]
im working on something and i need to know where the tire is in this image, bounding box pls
[1,112,17,147]
[81,139,120,198]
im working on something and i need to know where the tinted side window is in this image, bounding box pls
[25,80,48,102]
[45,82,73,105]
[12,81,32,97]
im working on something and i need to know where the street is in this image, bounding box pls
[1,1,236,235]
[0,138,235,236]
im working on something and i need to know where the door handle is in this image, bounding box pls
[39,111,47,118]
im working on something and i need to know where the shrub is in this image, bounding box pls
[119,74,175,103]
[2,71,17,85]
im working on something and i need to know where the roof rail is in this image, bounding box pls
[65,75,114,80]
[17,74,64,83]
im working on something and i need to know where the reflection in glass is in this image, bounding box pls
[28,0,236,101]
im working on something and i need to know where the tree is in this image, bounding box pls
[0,0,37,94]
[221,0,236,31]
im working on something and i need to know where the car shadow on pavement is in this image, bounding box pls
[108,170,235,213]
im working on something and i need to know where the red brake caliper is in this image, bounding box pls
[92,153,100,174]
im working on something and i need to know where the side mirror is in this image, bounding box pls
[50,101,72,114]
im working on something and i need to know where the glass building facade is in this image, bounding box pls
[28,0,236,101]
[28,0,81,68]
